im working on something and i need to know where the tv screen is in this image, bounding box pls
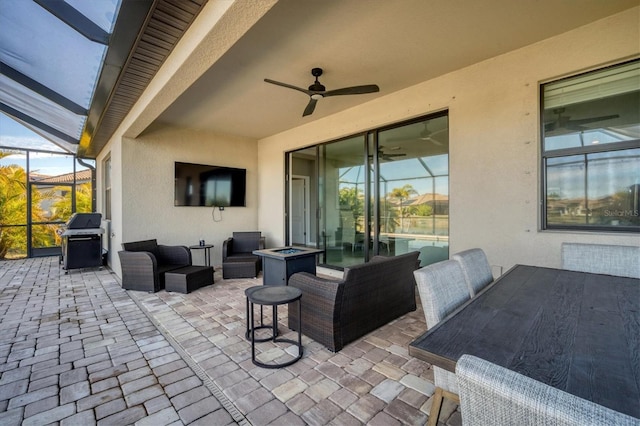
[174,162,246,207]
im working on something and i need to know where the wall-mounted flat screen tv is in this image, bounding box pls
[174,162,246,207]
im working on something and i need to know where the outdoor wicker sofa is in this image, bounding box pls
[288,251,420,352]
[118,239,191,292]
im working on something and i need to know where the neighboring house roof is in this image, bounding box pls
[31,169,92,184]
[408,193,449,206]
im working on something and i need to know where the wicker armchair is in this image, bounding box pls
[222,232,265,278]
[288,251,419,352]
[456,354,638,426]
[118,239,191,292]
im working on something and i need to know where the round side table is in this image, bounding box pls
[247,286,303,368]
[245,286,277,342]
[189,244,213,266]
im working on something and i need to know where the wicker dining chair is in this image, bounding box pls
[451,248,494,297]
[414,259,471,426]
[456,354,638,426]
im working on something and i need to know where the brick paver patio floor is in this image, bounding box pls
[0,257,460,425]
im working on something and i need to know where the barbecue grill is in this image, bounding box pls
[60,213,104,272]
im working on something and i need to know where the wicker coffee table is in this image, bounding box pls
[246,286,303,368]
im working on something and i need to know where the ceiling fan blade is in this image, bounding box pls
[303,98,317,117]
[567,114,619,126]
[264,78,312,96]
[424,137,443,146]
[323,84,380,97]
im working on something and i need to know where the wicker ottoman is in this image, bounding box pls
[223,258,260,279]
[165,265,214,293]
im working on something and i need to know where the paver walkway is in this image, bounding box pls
[0,257,240,425]
[0,257,461,425]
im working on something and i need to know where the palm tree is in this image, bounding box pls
[389,184,418,232]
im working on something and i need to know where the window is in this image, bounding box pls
[541,60,640,232]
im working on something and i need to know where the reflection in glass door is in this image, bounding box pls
[320,136,367,268]
[376,114,449,266]
[286,112,449,269]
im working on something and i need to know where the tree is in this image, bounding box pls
[339,186,364,218]
[389,184,418,232]
[0,152,57,259]
[0,158,27,258]
[50,182,92,220]
[411,203,433,217]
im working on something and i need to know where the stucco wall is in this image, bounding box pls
[257,7,640,273]
[118,125,259,268]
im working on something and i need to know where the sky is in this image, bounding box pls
[0,114,66,153]
[0,114,93,176]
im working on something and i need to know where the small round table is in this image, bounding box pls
[244,286,277,342]
[247,286,303,368]
[189,244,214,267]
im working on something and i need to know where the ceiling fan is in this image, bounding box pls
[544,108,619,132]
[388,122,446,145]
[264,67,379,117]
[377,146,406,161]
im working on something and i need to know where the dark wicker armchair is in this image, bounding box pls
[222,232,266,278]
[288,251,419,352]
[118,239,191,292]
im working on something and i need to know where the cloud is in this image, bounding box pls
[0,135,66,153]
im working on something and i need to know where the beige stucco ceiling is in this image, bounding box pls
[150,0,639,141]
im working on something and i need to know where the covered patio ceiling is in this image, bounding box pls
[0,0,637,158]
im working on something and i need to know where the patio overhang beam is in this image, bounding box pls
[34,0,110,45]
[0,62,88,116]
[0,102,79,145]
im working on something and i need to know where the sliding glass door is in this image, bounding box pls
[376,114,449,266]
[287,112,449,269]
[320,135,368,268]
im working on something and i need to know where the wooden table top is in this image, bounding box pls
[409,264,640,418]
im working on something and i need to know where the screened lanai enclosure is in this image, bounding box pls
[287,113,449,270]
[0,1,120,259]
[0,148,95,259]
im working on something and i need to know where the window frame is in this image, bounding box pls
[540,60,640,233]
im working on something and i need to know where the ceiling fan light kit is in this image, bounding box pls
[264,67,379,116]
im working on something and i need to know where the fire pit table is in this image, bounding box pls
[253,247,323,286]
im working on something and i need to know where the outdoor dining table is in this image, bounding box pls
[409,264,640,419]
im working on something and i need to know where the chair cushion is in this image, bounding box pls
[232,237,260,253]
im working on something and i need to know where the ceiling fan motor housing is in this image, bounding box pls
[309,83,326,92]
